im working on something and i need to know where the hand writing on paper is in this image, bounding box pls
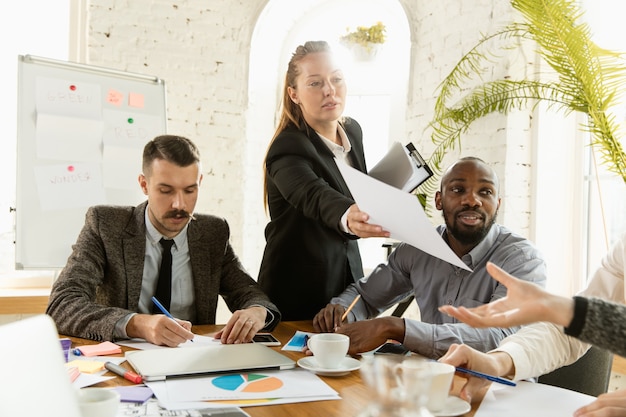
[126,314,193,347]
[346,205,390,238]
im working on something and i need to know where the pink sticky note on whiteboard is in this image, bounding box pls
[129,92,145,108]
[106,89,124,106]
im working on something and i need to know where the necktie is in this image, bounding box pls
[153,238,175,314]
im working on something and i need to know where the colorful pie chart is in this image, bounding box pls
[212,373,284,393]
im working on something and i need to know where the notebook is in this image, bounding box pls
[0,315,82,417]
[125,342,296,381]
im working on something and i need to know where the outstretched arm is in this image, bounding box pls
[439,262,574,328]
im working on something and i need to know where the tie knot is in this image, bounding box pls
[160,238,175,250]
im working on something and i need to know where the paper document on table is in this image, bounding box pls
[475,381,594,417]
[337,161,470,271]
[145,368,339,404]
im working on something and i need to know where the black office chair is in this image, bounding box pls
[391,295,415,317]
[537,345,614,397]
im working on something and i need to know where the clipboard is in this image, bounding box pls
[368,142,433,193]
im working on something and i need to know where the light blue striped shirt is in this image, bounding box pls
[332,223,547,358]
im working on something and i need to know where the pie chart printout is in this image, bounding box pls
[212,373,284,393]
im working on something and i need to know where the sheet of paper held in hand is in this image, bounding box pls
[337,162,471,272]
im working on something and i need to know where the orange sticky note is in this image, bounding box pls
[76,341,122,357]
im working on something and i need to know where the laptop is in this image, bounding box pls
[125,342,296,381]
[0,315,82,417]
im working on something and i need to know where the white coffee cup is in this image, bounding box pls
[307,333,350,369]
[76,387,120,417]
[393,359,454,412]
[423,361,455,412]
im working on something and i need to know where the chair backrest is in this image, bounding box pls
[538,345,613,397]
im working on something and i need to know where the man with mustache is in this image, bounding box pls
[312,157,547,358]
[46,135,280,346]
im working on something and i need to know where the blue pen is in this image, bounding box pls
[455,366,517,387]
[72,348,82,356]
[151,296,194,342]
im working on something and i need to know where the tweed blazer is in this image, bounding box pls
[46,201,280,341]
[258,118,366,320]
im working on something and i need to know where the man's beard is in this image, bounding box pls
[443,208,497,246]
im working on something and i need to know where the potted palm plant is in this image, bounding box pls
[420,0,626,205]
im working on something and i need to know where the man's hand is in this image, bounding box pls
[313,303,346,332]
[313,317,402,356]
[127,314,194,347]
[439,343,515,403]
[346,204,390,238]
[574,388,626,417]
[214,306,267,344]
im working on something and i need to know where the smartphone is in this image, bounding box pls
[252,333,281,346]
[373,342,410,356]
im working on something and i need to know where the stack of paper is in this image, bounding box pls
[145,369,340,408]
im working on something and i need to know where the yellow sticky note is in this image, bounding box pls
[66,360,104,374]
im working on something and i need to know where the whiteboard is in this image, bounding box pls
[15,55,167,269]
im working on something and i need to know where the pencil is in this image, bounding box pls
[341,294,361,322]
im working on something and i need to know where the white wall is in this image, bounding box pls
[8,0,617,303]
[0,1,69,277]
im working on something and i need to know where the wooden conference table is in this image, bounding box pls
[65,320,482,417]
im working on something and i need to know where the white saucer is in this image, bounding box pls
[297,356,361,376]
[430,396,471,416]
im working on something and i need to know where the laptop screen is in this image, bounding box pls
[0,315,82,417]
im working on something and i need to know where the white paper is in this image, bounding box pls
[475,381,595,417]
[36,76,102,119]
[117,399,250,416]
[117,334,221,350]
[36,113,104,161]
[170,369,337,402]
[102,110,164,189]
[147,369,338,403]
[337,162,471,271]
[34,162,106,211]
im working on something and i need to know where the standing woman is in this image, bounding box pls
[258,40,388,320]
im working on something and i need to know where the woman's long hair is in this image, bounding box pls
[263,41,336,210]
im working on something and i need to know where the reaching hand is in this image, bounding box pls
[574,388,626,417]
[438,262,574,328]
[214,306,267,344]
[346,204,390,238]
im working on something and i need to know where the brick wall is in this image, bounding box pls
[83,0,534,275]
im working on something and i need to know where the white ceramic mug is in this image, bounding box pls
[76,387,120,417]
[393,359,454,412]
[421,361,455,412]
[307,333,350,369]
